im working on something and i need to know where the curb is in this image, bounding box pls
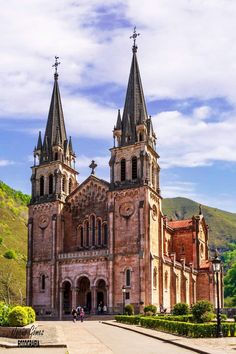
[102,321,214,354]
[0,342,67,349]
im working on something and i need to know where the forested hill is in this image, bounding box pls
[0,181,29,303]
[162,197,236,250]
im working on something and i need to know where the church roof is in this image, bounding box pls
[43,72,67,151]
[168,219,193,229]
[121,44,148,145]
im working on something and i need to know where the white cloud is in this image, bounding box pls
[0,160,15,166]
[154,109,236,168]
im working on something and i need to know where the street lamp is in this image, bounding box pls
[122,286,126,315]
[212,249,223,338]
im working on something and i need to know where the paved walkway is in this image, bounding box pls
[104,320,236,354]
[0,320,235,354]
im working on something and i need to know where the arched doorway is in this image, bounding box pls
[62,281,72,315]
[96,279,107,308]
[77,276,91,313]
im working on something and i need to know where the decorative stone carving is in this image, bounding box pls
[38,214,50,229]
[119,201,135,218]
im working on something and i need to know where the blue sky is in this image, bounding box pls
[0,0,236,212]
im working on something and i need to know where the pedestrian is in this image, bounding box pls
[76,305,81,316]
[98,304,101,315]
[71,308,77,323]
[79,307,85,322]
[103,305,107,314]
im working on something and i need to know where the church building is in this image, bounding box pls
[27,34,220,318]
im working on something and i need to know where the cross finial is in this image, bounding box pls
[89,160,97,175]
[130,26,140,53]
[52,56,60,78]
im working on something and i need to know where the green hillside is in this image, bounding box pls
[0,181,29,304]
[162,197,236,250]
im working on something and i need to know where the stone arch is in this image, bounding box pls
[95,278,107,309]
[61,280,72,315]
[76,276,91,312]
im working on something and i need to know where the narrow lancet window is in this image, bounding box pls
[126,269,131,287]
[97,219,102,245]
[40,176,44,196]
[121,159,126,181]
[49,174,53,194]
[91,215,95,246]
[132,156,138,180]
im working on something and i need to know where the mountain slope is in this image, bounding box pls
[162,197,236,250]
[0,181,29,304]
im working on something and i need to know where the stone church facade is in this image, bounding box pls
[27,41,219,318]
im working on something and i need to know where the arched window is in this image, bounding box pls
[79,226,84,247]
[120,159,126,181]
[152,163,155,187]
[68,178,72,194]
[41,274,46,290]
[180,244,185,254]
[97,219,102,245]
[40,176,44,196]
[164,271,168,290]
[49,174,53,194]
[132,156,138,180]
[153,267,157,289]
[91,215,95,246]
[139,132,143,141]
[54,152,58,161]
[85,221,89,247]
[103,223,108,246]
[62,176,66,193]
[126,269,131,287]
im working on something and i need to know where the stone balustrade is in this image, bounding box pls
[58,249,109,260]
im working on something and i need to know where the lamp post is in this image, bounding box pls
[122,286,126,315]
[212,250,223,338]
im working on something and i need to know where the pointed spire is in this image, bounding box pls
[54,126,62,146]
[42,57,67,159]
[69,136,74,155]
[121,28,148,145]
[36,131,42,150]
[115,109,122,130]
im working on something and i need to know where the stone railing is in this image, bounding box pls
[58,249,109,260]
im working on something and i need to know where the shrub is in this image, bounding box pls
[115,315,140,325]
[173,303,189,316]
[144,305,157,315]
[192,300,214,323]
[0,302,12,326]
[161,314,193,322]
[4,249,17,260]
[125,304,134,316]
[221,314,227,321]
[8,306,28,327]
[24,307,36,323]
[201,312,215,323]
[139,317,236,337]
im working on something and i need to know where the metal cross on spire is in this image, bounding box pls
[52,56,60,76]
[130,26,140,52]
[89,160,97,175]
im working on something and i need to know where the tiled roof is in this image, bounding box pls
[168,219,193,229]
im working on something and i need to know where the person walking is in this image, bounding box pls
[79,307,85,322]
[71,308,77,323]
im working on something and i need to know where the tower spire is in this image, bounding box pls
[120,28,149,146]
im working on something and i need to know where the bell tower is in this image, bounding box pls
[27,58,78,316]
[108,29,162,313]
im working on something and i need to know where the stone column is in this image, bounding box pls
[91,286,96,314]
[59,288,63,320]
[72,287,77,309]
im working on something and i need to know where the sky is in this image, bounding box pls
[0,0,236,213]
